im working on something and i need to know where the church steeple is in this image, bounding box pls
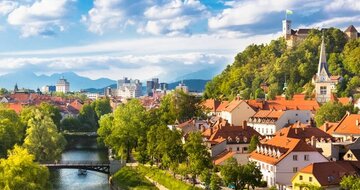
[317,35,330,78]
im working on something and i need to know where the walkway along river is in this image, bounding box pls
[49,135,111,190]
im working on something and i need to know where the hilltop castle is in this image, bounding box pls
[282,19,359,48]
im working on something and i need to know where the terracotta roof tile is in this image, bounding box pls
[298,161,360,186]
[224,99,243,112]
[276,122,333,140]
[250,136,320,165]
[329,114,360,135]
[212,150,236,165]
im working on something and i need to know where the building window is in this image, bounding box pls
[304,155,309,161]
[243,147,248,151]
[299,175,303,180]
[320,86,327,95]
[237,147,240,151]
[309,177,313,182]
[293,167,298,173]
[293,155,298,161]
[270,166,273,172]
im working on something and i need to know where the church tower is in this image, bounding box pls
[314,36,335,103]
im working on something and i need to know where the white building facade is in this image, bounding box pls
[56,78,70,93]
[116,77,142,98]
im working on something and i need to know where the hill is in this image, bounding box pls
[204,28,360,100]
[168,79,209,92]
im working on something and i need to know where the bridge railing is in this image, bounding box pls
[41,161,110,166]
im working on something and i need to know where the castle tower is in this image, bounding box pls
[314,36,334,103]
[282,20,291,40]
[344,25,358,40]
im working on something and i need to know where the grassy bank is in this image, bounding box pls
[137,165,202,190]
[112,166,157,190]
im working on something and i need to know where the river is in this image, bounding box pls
[49,136,110,190]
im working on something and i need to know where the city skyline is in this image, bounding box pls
[0,0,359,81]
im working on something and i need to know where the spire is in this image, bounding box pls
[317,35,330,78]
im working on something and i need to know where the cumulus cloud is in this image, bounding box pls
[82,0,207,36]
[7,0,73,37]
[300,16,360,29]
[325,0,360,12]
[0,0,18,15]
[208,0,327,30]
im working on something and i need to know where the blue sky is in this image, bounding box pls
[0,0,359,82]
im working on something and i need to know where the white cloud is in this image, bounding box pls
[208,0,327,30]
[299,16,360,29]
[325,0,360,12]
[7,0,73,37]
[0,0,18,15]
[83,0,207,36]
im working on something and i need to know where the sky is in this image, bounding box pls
[0,0,359,82]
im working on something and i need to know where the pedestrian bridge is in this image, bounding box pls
[42,161,110,175]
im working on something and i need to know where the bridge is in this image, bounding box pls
[42,161,110,175]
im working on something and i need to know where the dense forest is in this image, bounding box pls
[204,28,360,100]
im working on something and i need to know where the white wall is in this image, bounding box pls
[275,152,328,188]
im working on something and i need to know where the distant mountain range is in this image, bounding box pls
[0,71,116,91]
[0,71,211,93]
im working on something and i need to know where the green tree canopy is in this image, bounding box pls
[184,132,212,185]
[248,135,260,152]
[0,107,25,157]
[220,158,262,190]
[340,175,360,190]
[23,109,66,162]
[78,103,98,131]
[0,145,49,190]
[92,98,112,119]
[314,102,354,127]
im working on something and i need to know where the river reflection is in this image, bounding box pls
[49,136,110,190]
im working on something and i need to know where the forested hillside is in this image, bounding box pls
[204,28,360,100]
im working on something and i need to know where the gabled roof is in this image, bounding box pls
[7,103,23,114]
[276,122,333,140]
[347,149,360,160]
[203,119,262,144]
[298,161,360,186]
[266,94,320,111]
[327,114,360,135]
[252,110,284,119]
[224,99,244,112]
[250,136,320,165]
[345,25,358,33]
[212,150,236,165]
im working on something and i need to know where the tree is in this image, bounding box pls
[184,132,212,185]
[340,175,360,190]
[23,109,66,162]
[61,117,81,132]
[314,102,354,127]
[220,158,262,190]
[248,135,260,152]
[209,173,222,190]
[0,107,25,157]
[92,98,112,119]
[0,88,8,95]
[0,145,49,190]
[98,99,147,162]
[38,102,62,130]
[78,104,98,131]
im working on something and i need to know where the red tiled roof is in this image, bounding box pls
[7,103,23,114]
[253,110,284,119]
[212,150,236,165]
[250,136,320,165]
[224,99,243,112]
[298,161,360,186]
[205,119,262,144]
[276,122,333,140]
[327,114,360,135]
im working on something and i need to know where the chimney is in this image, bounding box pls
[242,120,247,130]
[356,119,359,126]
[346,111,351,116]
[295,128,298,135]
[311,136,317,148]
[323,122,329,132]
